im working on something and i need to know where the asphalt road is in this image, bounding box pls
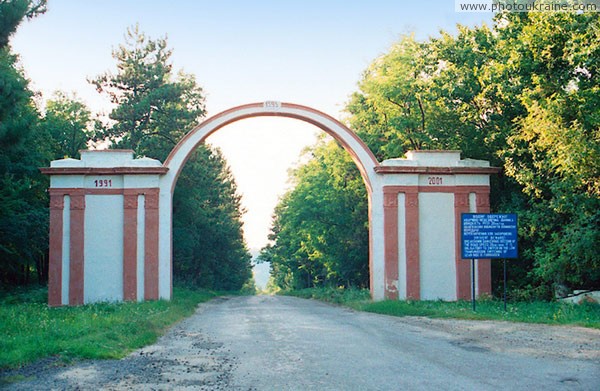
[3,295,599,390]
[197,295,599,390]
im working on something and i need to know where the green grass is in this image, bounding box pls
[283,286,371,304]
[284,287,600,329]
[0,286,218,369]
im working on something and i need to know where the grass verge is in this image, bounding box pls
[0,286,217,369]
[284,287,600,329]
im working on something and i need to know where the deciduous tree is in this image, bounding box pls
[92,26,252,290]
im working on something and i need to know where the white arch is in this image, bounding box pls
[163,102,380,192]
[157,102,385,300]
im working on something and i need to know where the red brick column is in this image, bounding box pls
[48,192,64,307]
[476,190,492,296]
[383,190,399,299]
[454,191,471,300]
[69,190,85,305]
[144,189,160,300]
[123,191,138,301]
[405,191,420,300]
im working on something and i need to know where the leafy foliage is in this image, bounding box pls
[0,1,49,286]
[267,11,599,297]
[1,13,251,292]
[499,12,600,290]
[90,24,205,161]
[41,92,96,159]
[260,139,369,290]
[0,0,46,48]
[92,26,251,291]
[173,146,251,290]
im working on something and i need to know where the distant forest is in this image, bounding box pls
[0,1,251,291]
[261,11,599,299]
[1,2,598,300]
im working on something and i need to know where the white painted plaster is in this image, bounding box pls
[407,150,462,165]
[160,104,383,301]
[418,174,455,187]
[458,158,491,167]
[51,158,83,168]
[380,158,418,167]
[137,195,145,301]
[84,195,124,303]
[455,174,490,186]
[419,193,456,300]
[80,150,135,167]
[158,191,172,300]
[84,175,123,189]
[382,150,493,170]
[61,195,70,306]
[383,150,462,166]
[397,193,407,300]
[369,187,385,301]
[128,156,163,167]
[51,150,162,169]
[381,174,419,187]
[123,175,161,189]
[51,175,84,188]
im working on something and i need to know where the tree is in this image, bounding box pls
[0,0,46,48]
[305,11,599,298]
[261,138,369,290]
[42,92,95,159]
[173,146,252,290]
[346,35,432,159]
[90,24,205,161]
[0,0,49,286]
[498,11,600,292]
[92,26,252,290]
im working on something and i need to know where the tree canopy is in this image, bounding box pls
[90,25,205,161]
[1,10,251,291]
[260,139,369,290]
[264,11,599,298]
[92,26,252,291]
[0,0,49,286]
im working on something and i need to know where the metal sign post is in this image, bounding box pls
[503,258,507,312]
[461,213,518,312]
[471,258,476,311]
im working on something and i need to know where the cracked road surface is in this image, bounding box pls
[3,295,599,390]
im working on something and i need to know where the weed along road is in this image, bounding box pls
[5,296,600,390]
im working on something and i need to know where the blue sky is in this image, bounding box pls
[12,1,493,258]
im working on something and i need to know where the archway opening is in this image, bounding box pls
[43,103,497,306]
[160,103,381,298]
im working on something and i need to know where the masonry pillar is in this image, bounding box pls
[123,190,138,301]
[376,151,500,301]
[476,189,492,295]
[383,190,399,299]
[454,191,471,300]
[144,188,160,301]
[47,191,64,307]
[68,190,85,305]
[44,146,498,305]
[405,190,420,299]
[42,150,167,306]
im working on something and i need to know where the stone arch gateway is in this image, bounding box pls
[42,102,499,306]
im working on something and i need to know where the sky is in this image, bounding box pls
[11,1,493,286]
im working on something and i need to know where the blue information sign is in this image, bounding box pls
[461,213,518,259]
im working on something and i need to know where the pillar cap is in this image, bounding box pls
[40,149,168,175]
[377,150,500,174]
